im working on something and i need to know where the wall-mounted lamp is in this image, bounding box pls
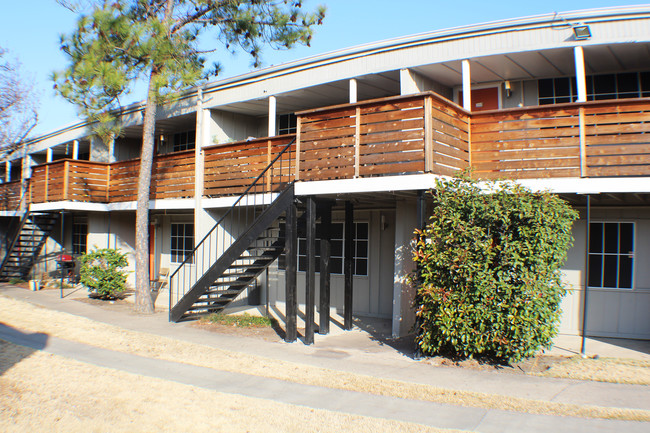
[504,81,512,98]
[573,24,591,40]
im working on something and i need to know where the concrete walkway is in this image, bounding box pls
[1,284,649,432]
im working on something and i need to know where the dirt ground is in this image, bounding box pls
[1,294,649,424]
[0,340,456,433]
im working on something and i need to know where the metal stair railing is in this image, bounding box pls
[169,138,295,314]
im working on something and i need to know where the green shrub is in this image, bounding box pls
[413,177,578,364]
[78,248,128,299]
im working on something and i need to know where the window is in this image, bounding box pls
[278,114,297,135]
[538,77,576,105]
[588,222,634,289]
[539,72,650,105]
[297,222,369,276]
[173,130,196,152]
[72,217,88,255]
[171,223,194,264]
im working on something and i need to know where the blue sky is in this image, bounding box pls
[0,0,645,136]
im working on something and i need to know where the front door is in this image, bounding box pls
[459,87,500,111]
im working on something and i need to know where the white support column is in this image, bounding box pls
[46,148,53,163]
[268,95,277,137]
[392,200,417,338]
[349,78,358,103]
[5,161,10,182]
[574,46,587,102]
[462,59,471,110]
[72,140,79,160]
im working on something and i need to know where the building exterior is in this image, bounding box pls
[1,6,649,342]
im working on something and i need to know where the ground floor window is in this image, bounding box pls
[588,222,634,289]
[297,222,369,276]
[171,223,194,264]
[72,217,87,255]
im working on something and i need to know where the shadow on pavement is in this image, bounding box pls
[0,323,49,376]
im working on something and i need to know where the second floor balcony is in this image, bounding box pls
[4,92,649,211]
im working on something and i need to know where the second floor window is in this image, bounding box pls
[278,114,297,135]
[539,72,650,105]
[173,130,196,152]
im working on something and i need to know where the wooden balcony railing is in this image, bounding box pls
[0,180,24,211]
[21,94,650,208]
[30,160,110,203]
[109,150,195,202]
[471,99,650,179]
[203,135,295,197]
[295,93,469,181]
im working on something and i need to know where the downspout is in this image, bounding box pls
[580,195,590,357]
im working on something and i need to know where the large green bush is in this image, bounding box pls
[413,177,578,363]
[79,248,129,299]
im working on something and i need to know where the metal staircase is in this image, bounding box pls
[0,211,59,281]
[169,139,296,322]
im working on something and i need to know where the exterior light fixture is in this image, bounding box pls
[573,25,591,40]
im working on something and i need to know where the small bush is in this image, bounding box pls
[412,177,578,364]
[9,278,26,285]
[78,248,128,299]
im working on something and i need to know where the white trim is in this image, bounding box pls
[514,177,650,194]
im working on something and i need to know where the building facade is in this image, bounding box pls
[1,6,649,342]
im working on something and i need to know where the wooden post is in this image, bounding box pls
[354,106,361,178]
[318,201,332,335]
[344,201,354,330]
[266,139,272,191]
[579,106,587,178]
[467,114,472,176]
[424,96,433,172]
[305,196,316,344]
[105,163,111,202]
[63,160,70,201]
[45,164,49,202]
[295,117,301,180]
[284,200,298,342]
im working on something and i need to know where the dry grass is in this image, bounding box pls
[1,296,649,422]
[536,356,650,385]
[0,340,458,433]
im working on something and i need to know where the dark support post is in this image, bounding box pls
[417,190,426,229]
[344,201,354,330]
[284,201,297,342]
[318,201,332,335]
[59,211,65,299]
[581,195,591,358]
[305,196,316,344]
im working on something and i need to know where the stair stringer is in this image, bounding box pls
[169,185,295,322]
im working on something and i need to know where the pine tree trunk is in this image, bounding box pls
[134,70,158,314]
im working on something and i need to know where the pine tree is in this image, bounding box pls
[54,0,325,313]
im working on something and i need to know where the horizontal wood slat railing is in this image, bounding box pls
[19,94,650,209]
[583,99,650,177]
[0,181,23,211]
[295,93,471,181]
[203,135,295,197]
[471,105,582,179]
[109,150,195,202]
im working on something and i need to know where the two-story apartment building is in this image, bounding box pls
[1,6,648,343]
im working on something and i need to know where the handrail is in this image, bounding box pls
[170,137,296,280]
[168,137,296,310]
